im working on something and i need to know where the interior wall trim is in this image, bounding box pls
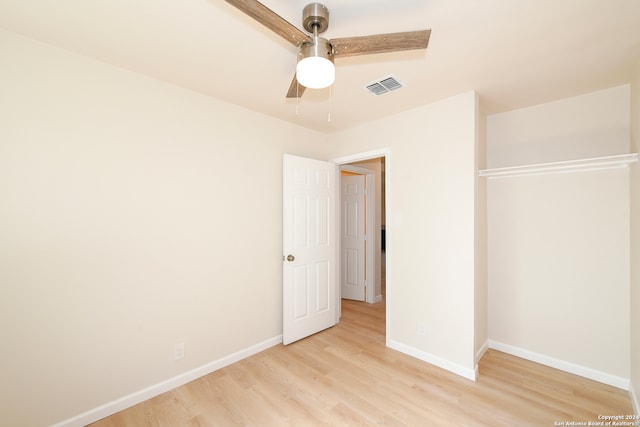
[488,340,630,390]
[479,153,638,179]
[388,340,477,382]
[630,380,640,417]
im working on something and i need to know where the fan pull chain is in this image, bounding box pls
[327,84,332,122]
[295,55,300,116]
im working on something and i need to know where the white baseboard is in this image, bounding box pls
[476,340,489,363]
[631,380,640,417]
[474,340,489,379]
[51,335,283,427]
[488,340,630,390]
[388,340,477,381]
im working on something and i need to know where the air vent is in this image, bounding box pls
[363,74,405,95]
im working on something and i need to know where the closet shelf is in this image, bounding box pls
[479,153,638,178]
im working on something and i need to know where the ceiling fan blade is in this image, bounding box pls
[331,29,431,58]
[286,74,306,98]
[223,0,311,46]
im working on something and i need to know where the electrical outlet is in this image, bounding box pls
[174,342,185,360]
[418,322,426,337]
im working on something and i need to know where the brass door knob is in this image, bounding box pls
[286,254,295,262]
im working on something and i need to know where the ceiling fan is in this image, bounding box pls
[223,0,431,98]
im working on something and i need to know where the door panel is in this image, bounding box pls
[283,154,337,345]
[341,174,366,301]
[315,261,330,311]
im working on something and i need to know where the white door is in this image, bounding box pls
[341,174,366,301]
[282,154,338,345]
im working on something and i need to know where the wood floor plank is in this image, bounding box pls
[89,299,633,426]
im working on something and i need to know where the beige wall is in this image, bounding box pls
[630,61,640,414]
[0,28,482,425]
[488,169,630,382]
[327,92,480,379]
[0,29,329,427]
[2,22,635,426]
[487,85,631,168]
[487,86,632,388]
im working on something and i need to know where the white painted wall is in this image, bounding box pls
[488,169,630,384]
[2,22,632,426]
[630,62,640,414]
[487,86,632,388]
[327,92,480,379]
[0,29,329,427]
[487,85,631,168]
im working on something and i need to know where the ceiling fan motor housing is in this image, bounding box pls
[299,36,333,62]
[303,3,329,34]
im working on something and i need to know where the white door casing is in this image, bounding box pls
[341,173,366,301]
[282,154,338,345]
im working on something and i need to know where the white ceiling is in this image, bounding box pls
[1,0,639,132]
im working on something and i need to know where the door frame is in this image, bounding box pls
[340,164,376,304]
[331,148,390,344]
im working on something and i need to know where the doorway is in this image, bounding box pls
[340,160,386,303]
[282,151,388,345]
[334,150,388,333]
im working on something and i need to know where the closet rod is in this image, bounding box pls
[479,153,638,178]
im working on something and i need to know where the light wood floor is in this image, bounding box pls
[90,299,633,426]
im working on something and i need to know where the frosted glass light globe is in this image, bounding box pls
[296,56,335,89]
